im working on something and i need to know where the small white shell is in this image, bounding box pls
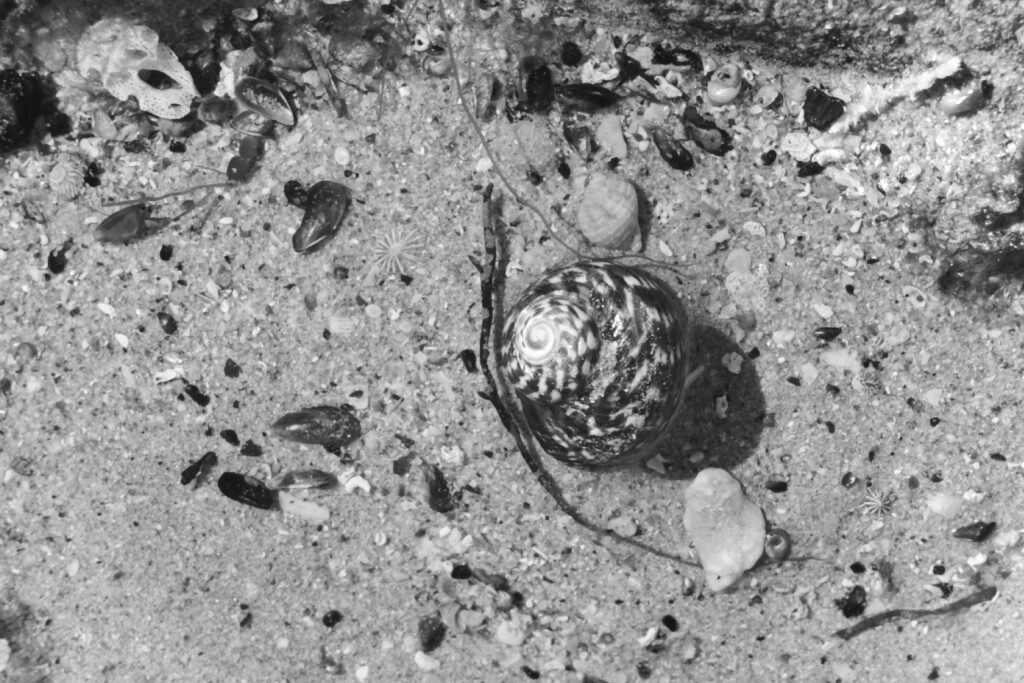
[577,172,639,250]
[707,63,742,105]
[47,156,85,201]
[937,83,987,116]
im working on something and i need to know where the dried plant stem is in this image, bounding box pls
[436,0,581,259]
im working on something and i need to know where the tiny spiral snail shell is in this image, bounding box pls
[500,260,690,468]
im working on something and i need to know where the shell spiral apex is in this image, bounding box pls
[499,260,690,469]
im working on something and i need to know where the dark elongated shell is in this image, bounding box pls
[500,261,690,468]
[270,404,362,447]
[218,472,277,509]
[269,469,339,491]
[520,56,554,113]
[291,181,351,253]
[681,106,732,156]
[556,83,618,113]
[95,204,164,243]
[650,127,694,171]
[235,77,295,126]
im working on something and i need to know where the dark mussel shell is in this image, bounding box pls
[561,41,583,67]
[651,42,702,72]
[230,109,275,138]
[520,56,554,114]
[291,181,351,253]
[197,95,239,126]
[284,180,307,209]
[217,471,277,509]
[563,123,598,160]
[613,51,643,87]
[0,70,43,153]
[235,77,295,126]
[681,106,733,156]
[95,204,164,243]
[270,404,362,448]
[650,127,694,171]
[803,86,846,131]
[227,155,258,182]
[555,83,618,113]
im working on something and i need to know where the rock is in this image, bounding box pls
[925,492,962,519]
[595,114,627,160]
[683,468,766,591]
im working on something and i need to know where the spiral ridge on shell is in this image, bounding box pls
[499,260,690,468]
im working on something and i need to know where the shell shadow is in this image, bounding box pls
[658,323,767,479]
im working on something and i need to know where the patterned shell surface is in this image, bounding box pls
[500,261,689,468]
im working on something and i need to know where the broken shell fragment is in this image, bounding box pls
[229,109,275,137]
[235,77,295,126]
[937,81,991,116]
[473,73,502,123]
[681,106,733,156]
[291,181,351,253]
[650,127,694,171]
[270,404,362,448]
[577,172,640,250]
[555,83,619,113]
[270,469,340,491]
[563,123,598,160]
[706,63,742,105]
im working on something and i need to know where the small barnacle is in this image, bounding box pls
[48,155,86,201]
[368,226,425,276]
[859,487,896,516]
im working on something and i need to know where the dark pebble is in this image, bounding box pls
[786,376,801,386]
[227,155,257,182]
[84,161,102,186]
[418,615,447,653]
[169,139,186,153]
[849,561,866,573]
[451,564,472,579]
[157,311,178,335]
[284,180,307,208]
[183,383,210,407]
[660,615,678,632]
[932,563,945,575]
[395,433,416,448]
[47,240,71,274]
[521,58,554,113]
[929,417,941,427]
[224,358,242,378]
[952,521,996,542]
[181,450,217,486]
[990,452,1006,462]
[459,349,478,373]
[220,429,240,446]
[0,377,11,394]
[934,582,954,598]
[813,326,842,342]
[760,149,777,166]
[322,610,343,628]
[835,585,867,618]
[238,135,265,161]
[240,440,263,457]
[159,244,173,261]
[392,453,415,475]
[560,40,583,66]
[908,475,919,489]
[637,662,653,679]
[333,264,350,280]
[271,405,362,448]
[522,665,541,680]
[796,160,825,177]
[423,463,455,513]
[557,159,570,178]
[826,383,841,396]
[217,472,276,509]
[239,612,253,629]
[803,86,846,131]
[879,143,891,157]
[765,478,789,493]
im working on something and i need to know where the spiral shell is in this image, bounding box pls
[500,261,690,468]
[577,172,640,250]
[707,63,742,105]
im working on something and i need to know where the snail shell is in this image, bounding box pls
[707,63,742,105]
[577,172,640,250]
[500,260,690,468]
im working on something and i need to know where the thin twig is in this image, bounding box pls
[101,182,234,208]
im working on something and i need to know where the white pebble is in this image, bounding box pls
[355,665,369,681]
[97,302,116,317]
[66,559,80,577]
[925,492,962,519]
[334,146,351,166]
[993,530,1020,550]
[114,333,129,350]
[743,220,766,237]
[365,304,383,319]
[414,651,440,671]
[343,474,372,495]
[722,352,743,374]
[724,248,751,273]
[278,492,330,523]
[813,303,834,319]
[494,617,528,646]
[218,216,234,225]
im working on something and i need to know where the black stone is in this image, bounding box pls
[459,349,478,373]
[183,383,210,407]
[660,615,679,631]
[796,160,825,177]
[217,472,276,509]
[322,610,343,627]
[803,86,846,131]
[560,41,583,66]
[760,149,777,165]
[227,155,257,182]
[220,429,240,446]
[835,585,867,618]
[159,244,173,261]
[952,521,996,542]
[451,564,471,579]
[240,440,263,457]
[520,57,553,113]
[813,326,842,342]
[157,312,178,335]
[417,615,447,653]
[765,478,789,493]
[224,358,242,378]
